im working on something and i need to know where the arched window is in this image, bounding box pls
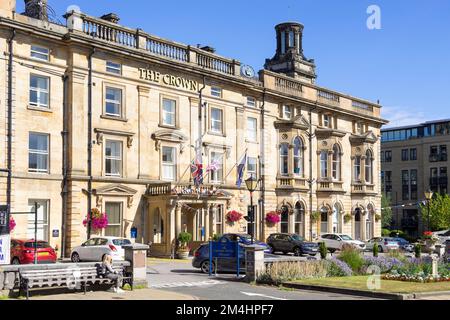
[365,150,373,183]
[280,206,289,233]
[294,202,304,236]
[354,208,362,240]
[332,203,342,233]
[332,144,341,180]
[366,204,374,239]
[320,150,328,178]
[320,207,329,234]
[354,156,361,182]
[279,144,289,176]
[293,137,304,176]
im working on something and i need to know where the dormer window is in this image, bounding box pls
[282,105,292,120]
[211,87,222,98]
[247,97,256,108]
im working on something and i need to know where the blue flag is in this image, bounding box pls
[236,151,247,187]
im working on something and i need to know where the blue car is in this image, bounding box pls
[220,234,272,253]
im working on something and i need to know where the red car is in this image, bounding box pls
[10,239,57,264]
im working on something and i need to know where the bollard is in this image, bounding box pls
[244,245,265,283]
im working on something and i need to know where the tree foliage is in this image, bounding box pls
[419,193,450,231]
[381,195,393,228]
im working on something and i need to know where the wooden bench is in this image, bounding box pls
[18,263,133,299]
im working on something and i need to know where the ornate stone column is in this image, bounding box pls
[175,203,182,239]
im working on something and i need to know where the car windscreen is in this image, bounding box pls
[112,239,131,246]
[24,241,51,248]
[237,235,251,241]
[340,235,353,241]
[291,235,304,241]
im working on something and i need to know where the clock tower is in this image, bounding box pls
[264,22,317,84]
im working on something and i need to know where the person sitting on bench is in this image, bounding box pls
[98,254,124,293]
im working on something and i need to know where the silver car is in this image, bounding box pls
[366,237,400,253]
[70,237,131,262]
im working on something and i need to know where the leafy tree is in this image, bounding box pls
[419,193,450,231]
[381,195,393,228]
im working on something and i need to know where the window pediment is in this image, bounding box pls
[274,114,310,130]
[349,131,378,144]
[152,129,188,153]
[315,128,346,138]
[93,184,137,208]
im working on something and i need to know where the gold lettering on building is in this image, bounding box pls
[139,68,198,92]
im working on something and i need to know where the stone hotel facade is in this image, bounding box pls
[0,1,387,257]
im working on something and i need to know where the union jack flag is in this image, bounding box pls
[206,159,220,173]
[191,157,203,187]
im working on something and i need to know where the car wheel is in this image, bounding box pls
[328,249,336,254]
[200,260,215,274]
[293,247,302,256]
[282,251,288,255]
[71,252,81,263]
[11,257,20,265]
[378,245,384,253]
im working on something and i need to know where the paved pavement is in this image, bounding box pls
[146,258,376,300]
[26,288,196,300]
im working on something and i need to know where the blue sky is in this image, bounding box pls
[18,0,450,128]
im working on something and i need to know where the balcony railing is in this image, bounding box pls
[276,177,308,189]
[317,180,344,191]
[196,52,234,75]
[317,90,340,103]
[274,76,303,95]
[146,38,188,62]
[81,15,137,48]
[351,183,376,194]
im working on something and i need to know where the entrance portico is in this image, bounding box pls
[145,183,232,257]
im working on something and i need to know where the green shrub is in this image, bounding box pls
[257,261,328,284]
[337,245,364,273]
[319,242,327,260]
[178,232,192,248]
[372,243,379,257]
[381,228,391,237]
[211,234,221,241]
[389,230,406,238]
[414,244,421,258]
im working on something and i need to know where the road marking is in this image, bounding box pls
[241,292,288,300]
[150,279,226,289]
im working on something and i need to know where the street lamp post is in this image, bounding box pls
[245,175,259,245]
[424,189,434,231]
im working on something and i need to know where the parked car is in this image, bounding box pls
[445,240,450,263]
[392,237,414,252]
[10,239,57,264]
[266,233,319,256]
[365,237,400,253]
[433,229,450,244]
[192,242,246,274]
[70,237,131,262]
[319,233,366,252]
[219,234,272,253]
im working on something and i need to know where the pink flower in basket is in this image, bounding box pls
[9,216,16,232]
[226,210,243,223]
[83,209,109,231]
[265,211,281,224]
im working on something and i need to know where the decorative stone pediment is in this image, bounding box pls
[94,128,135,148]
[349,131,378,144]
[274,114,310,130]
[151,129,188,153]
[93,184,138,208]
[203,142,232,159]
[315,128,347,138]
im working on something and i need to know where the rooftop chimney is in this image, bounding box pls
[0,0,16,18]
[24,0,48,20]
[100,13,120,24]
[264,22,317,84]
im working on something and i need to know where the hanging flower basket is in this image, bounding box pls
[265,211,281,225]
[226,210,243,223]
[343,214,352,224]
[83,208,109,231]
[9,216,16,232]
